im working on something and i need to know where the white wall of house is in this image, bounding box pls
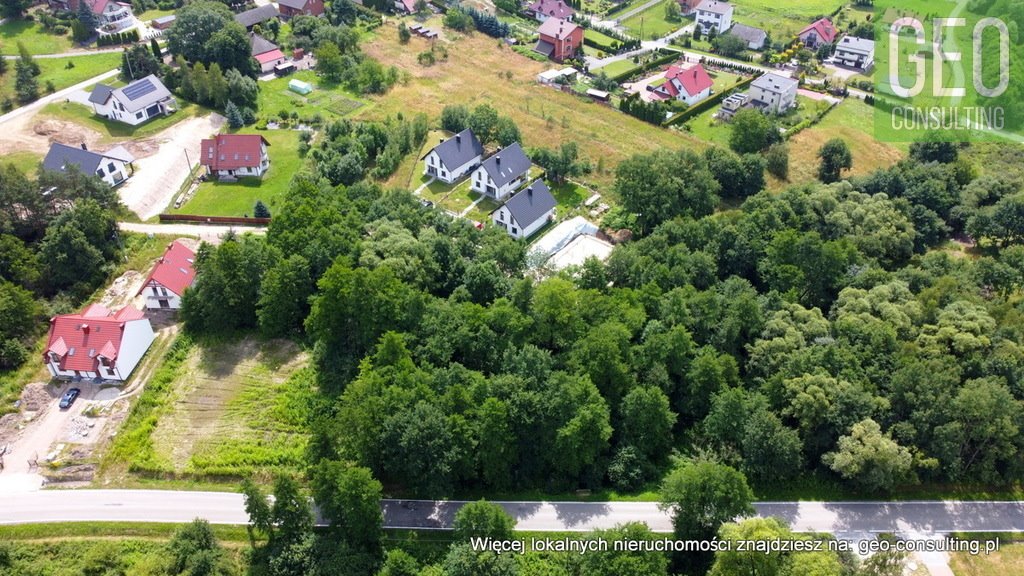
[93,97,163,126]
[696,7,732,34]
[835,47,873,70]
[424,150,480,184]
[471,166,528,200]
[492,205,554,240]
[111,319,155,381]
[750,84,796,114]
[678,85,711,106]
[94,157,129,187]
[98,2,134,32]
[143,283,183,310]
[259,56,286,73]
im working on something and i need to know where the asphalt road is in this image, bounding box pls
[3,490,1024,536]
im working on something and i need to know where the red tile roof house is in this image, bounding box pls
[137,241,197,310]
[653,64,714,106]
[798,18,837,49]
[526,0,575,23]
[277,0,324,18]
[44,304,155,382]
[534,18,583,63]
[200,134,271,180]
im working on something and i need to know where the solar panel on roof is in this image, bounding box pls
[122,78,157,101]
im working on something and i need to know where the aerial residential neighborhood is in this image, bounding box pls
[2,0,1024,573]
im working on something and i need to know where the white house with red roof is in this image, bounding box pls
[137,241,197,310]
[653,64,714,106]
[798,18,837,49]
[526,0,575,23]
[44,304,155,382]
[200,134,271,179]
[49,0,135,33]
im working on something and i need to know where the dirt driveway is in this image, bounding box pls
[118,113,225,220]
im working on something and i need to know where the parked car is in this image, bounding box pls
[59,388,81,410]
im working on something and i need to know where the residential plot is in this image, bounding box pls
[358,18,704,189]
[39,99,206,143]
[141,337,313,480]
[621,1,685,40]
[730,0,846,40]
[785,98,906,187]
[172,128,303,218]
[0,53,121,107]
[256,71,365,123]
[0,18,73,54]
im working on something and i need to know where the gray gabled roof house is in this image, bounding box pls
[492,179,557,239]
[728,23,766,49]
[471,142,532,200]
[43,142,135,187]
[421,129,485,184]
[88,75,175,126]
[234,4,279,29]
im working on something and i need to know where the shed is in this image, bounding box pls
[288,79,313,95]
[586,88,610,101]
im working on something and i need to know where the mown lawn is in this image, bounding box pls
[173,128,303,217]
[785,98,906,188]
[621,1,685,41]
[598,58,642,78]
[359,19,704,190]
[0,18,73,55]
[39,99,206,142]
[0,52,121,105]
[257,70,365,123]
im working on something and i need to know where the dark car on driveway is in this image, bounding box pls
[59,388,81,410]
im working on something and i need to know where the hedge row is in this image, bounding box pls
[97,28,140,46]
[661,74,756,127]
[607,48,684,83]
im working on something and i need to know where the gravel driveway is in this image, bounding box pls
[118,113,225,220]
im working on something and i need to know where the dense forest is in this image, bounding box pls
[176,134,1024,502]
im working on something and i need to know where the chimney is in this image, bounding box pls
[527,186,533,196]
[80,143,88,150]
[82,324,90,334]
[496,155,501,165]
[456,134,462,144]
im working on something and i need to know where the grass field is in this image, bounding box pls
[950,543,1024,575]
[621,1,685,40]
[104,336,313,484]
[40,99,205,142]
[257,70,365,123]
[0,52,121,105]
[359,18,704,190]
[2,151,42,177]
[731,0,846,40]
[785,98,906,187]
[174,129,303,217]
[0,18,73,55]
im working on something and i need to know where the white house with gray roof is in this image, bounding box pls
[42,142,134,187]
[694,0,732,34]
[749,72,798,114]
[422,129,484,184]
[492,179,556,239]
[471,142,531,200]
[834,36,875,70]
[88,75,175,126]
